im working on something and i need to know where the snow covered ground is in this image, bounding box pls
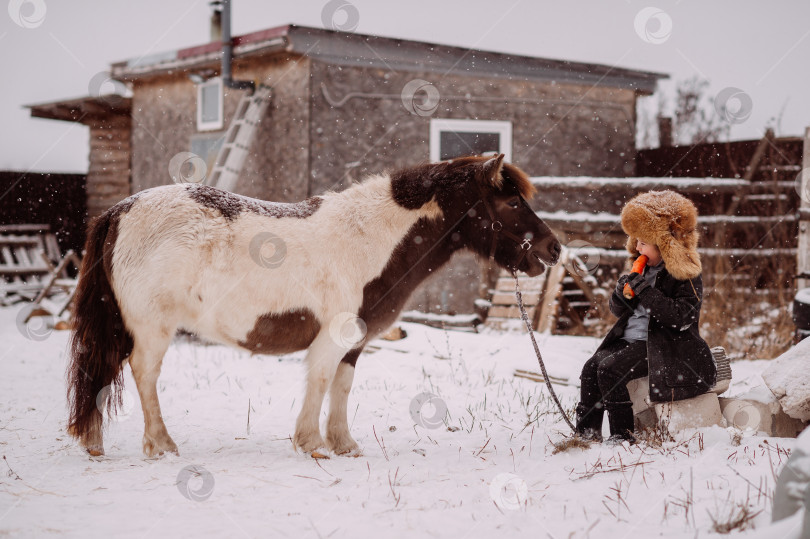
[0,304,800,538]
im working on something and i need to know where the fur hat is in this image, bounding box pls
[621,190,701,280]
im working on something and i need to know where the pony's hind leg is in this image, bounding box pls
[128,331,178,457]
[70,408,104,456]
[326,358,361,455]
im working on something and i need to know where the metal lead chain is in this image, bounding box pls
[513,272,576,433]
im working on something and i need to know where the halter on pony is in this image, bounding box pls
[476,183,534,270]
[476,182,576,433]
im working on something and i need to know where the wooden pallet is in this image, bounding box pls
[484,247,603,333]
[0,224,77,307]
[485,269,550,330]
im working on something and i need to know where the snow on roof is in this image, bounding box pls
[796,288,810,305]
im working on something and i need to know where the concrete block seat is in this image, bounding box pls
[627,346,732,433]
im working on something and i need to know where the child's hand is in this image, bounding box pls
[626,272,651,295]
[615,274,630,295]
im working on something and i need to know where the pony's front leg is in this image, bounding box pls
[294,329,359,455]
[326,353,361,456]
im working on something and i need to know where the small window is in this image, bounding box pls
[429,119,512,162]
[197,78,223,131]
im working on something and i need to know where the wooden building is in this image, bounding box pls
[27,95,131,220]
[28,24,665,314]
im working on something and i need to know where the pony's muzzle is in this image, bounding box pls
[532,237,561,267]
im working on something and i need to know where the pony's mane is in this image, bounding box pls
[436,155,536,200]
[501,162,536,200]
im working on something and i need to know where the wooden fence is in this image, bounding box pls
[531,175,797,282]
[485,174,800,333]
[0,171,87,253]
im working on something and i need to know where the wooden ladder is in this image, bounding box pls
[207,83,273,192]
[485,268,554,331]
[484,247,603,333]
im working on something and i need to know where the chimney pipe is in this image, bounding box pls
[220,0,254,93]
[657,116,673,148]
[210,1,222,42]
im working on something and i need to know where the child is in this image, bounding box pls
[575,190,717,443]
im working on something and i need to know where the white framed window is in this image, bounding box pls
[196,77,223,131]
[429,119,512,163]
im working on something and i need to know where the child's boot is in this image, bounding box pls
[605,400,636,445]
[575,403,604,441]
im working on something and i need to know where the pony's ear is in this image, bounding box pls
[391,165,437,209]
[482,154,505,190]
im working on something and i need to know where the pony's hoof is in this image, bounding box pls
[310,449,331,460]
[326,432,360,456]
[294,431,327,454]
[85,445,104,457]
[337,447,363,458]
[143,436,179,458]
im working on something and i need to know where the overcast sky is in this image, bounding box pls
[1,0,808,173]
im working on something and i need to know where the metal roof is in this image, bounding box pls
[26,95,131,123]
[110,24,667,94]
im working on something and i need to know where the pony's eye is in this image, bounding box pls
[507,197,521,208]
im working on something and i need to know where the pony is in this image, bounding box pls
[66,154,561,457]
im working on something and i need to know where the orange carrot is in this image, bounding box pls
[623,255,649,299]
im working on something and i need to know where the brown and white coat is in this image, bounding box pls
[66,155,561,458]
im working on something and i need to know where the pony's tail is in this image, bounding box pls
[66,208,133,446]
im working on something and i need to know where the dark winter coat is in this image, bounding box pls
[598,267,717,403]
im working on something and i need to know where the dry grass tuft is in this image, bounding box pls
[551,436,594,454]
[700,226,795,360]
[708,502,762,534]
[636,421,675,448]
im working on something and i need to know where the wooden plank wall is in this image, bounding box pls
[86,117,132,218]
